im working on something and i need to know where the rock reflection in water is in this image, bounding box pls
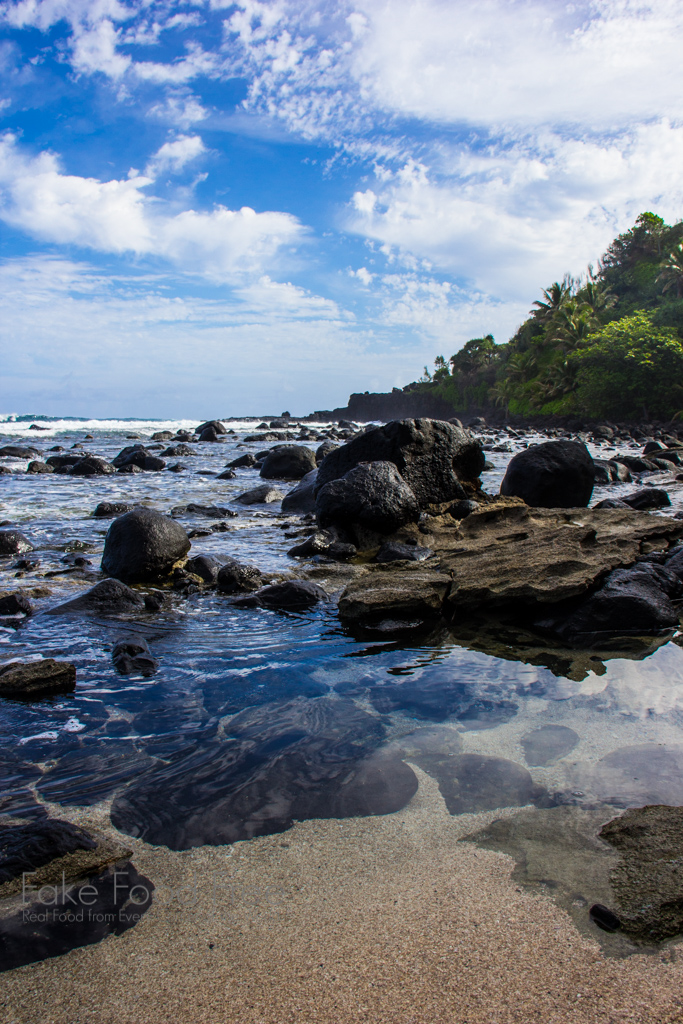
[111,697,418,849]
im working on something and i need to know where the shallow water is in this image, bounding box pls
[3,418,683,960]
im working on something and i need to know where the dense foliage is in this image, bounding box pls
[412,213,683,421]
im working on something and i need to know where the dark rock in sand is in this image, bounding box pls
[260,445,317,480]
[0,839,153,970]
[375,541,433,563]
[316,418,484,506]
[93,501,137,518]
[281,469,318,514]
[621,488,671,511]
[447,499,479,519]
[47,578,145,616]
[0,818,96,883]
[317,462,420,534]
[521,725,579,766]
[110,697,415,848]
[186,554,222,583]
[500,440,595,508]
[112,637,158,677]
[26,461,54,475]
[0,659,76,697]
[216,561,267,594]
[0,530,33,556]
[237,485,284,504]
[101,509,190,582]
[599,805,683,942]
[589,904,621,933]
[0,593,34,617]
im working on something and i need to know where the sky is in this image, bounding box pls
[1,0,683,418]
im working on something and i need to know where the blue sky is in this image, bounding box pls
[1,0,683,418]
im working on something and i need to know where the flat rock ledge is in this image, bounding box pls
[336,500,683,625]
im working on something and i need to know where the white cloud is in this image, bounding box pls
[348,121,683,300]
[0,255,423,417]
[148,92,208,129]
[0,133,306,281]
[144,133,206,177]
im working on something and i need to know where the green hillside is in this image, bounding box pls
[413,213,683,422]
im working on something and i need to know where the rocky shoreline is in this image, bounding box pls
[3,413,683,976]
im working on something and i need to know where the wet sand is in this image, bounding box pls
[3,769,683,1024]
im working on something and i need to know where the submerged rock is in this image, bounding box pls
[47,578,145,616]
[112,637,158,676]
[521,725,579,766]
[111,697,416,848]
[418,752,549,815]
[600,805,683,942]
[238,580,327,611]
[316,418,484,506]
[500,440,595,508]
[0,530,33,556]
[0,659,76,697]
[101,509,190,582]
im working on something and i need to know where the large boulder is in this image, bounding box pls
[281,469,318,514]
[260,445,317,480]
[315,418,484,507]
[500,440,595,508]
[338,566,451,626]
[101,509,190,582]
[316,461,420,534]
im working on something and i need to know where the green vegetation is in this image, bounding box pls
[412,213,683,421]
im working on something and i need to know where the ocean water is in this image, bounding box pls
[2,418,683,960]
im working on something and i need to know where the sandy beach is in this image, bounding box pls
[3,768,683,1024]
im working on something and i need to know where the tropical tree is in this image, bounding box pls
[657,244,683,299]
[530,278,573,323]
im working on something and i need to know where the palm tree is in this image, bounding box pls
[546,301,599,354]
[578,280,617,315]
[657,245,683,298]
[530,277,573,322]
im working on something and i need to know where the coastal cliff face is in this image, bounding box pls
[311,389,463,423]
